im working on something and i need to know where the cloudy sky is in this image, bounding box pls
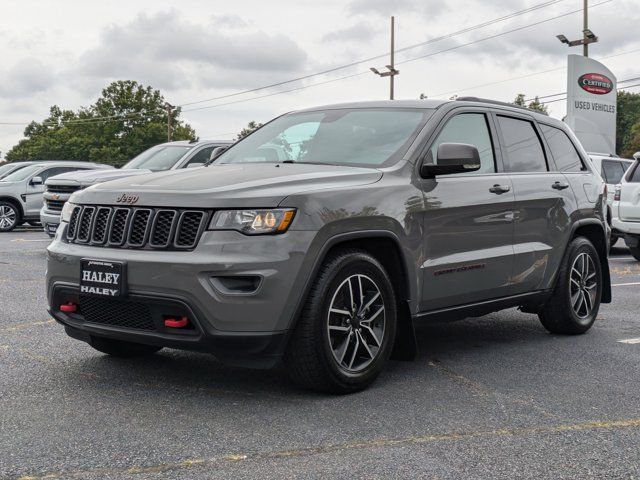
[0,0,638,157]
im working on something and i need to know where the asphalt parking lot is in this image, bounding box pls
[2,229,640,479]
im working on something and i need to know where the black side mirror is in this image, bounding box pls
[420,143,481,179]
[30,176,43,186]
[208,146,229,163]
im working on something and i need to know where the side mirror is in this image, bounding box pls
[420,143,481,179]
[633,151,640,160]
[209,146,229,163]
[30,176,43,186]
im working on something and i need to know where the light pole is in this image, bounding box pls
[370,16,399,99]
[556,0,598,57]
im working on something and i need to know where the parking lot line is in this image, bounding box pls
[618,338,640,345]
[16,417,640,480]
[611,282,640,287]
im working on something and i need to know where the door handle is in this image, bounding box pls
[489,184,511,194]
[552,181,570,190]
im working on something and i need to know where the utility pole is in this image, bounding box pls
[583,0,589,57]
[556,0,597,57]
[370,16,399,100]
[165,102,174,141]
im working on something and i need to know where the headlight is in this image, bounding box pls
[208,208,296,235]
[61,202,77,223]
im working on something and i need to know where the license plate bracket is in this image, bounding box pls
[80,259,127,298]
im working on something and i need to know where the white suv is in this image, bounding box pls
[612,153,640,260]
[589,154,634,245]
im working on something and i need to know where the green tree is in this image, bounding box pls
[513,93,549,114]
[617,91,640,157]
[236,121,263,141]
[5,80,195,166]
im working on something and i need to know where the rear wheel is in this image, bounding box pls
[539,237,602,334]
[89,336,162,357]
[285,249,397,394]
[0,202,20,232]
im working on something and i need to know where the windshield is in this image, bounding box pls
[0,164,42,182]
[217,108,433,168]
[0,164,22,179]
[123,145,193,171]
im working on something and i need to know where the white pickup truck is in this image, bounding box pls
[612,152,640,260]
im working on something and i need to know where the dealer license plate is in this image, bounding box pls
[80,259,127,298]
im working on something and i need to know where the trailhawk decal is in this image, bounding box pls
[578,73,614,95]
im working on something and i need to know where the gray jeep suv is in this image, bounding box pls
[46,99,611,393]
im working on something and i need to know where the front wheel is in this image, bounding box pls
[538,237,602,334]
[0,202,20,232]
[89,336,162,357]
[285,249,397,394]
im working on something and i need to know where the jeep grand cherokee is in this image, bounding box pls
[46,99,611,393]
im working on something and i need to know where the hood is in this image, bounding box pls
[73,163,383,208]
[0,181,20,187]
[46,168,144,187]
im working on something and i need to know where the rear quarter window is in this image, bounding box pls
[540,124,584,172]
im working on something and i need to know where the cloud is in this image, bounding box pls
[0,58,56,98]
[73,11,308,91]
[322,23,376,43]
[346,0,448,18]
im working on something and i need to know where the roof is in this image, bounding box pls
[156,139,234,147]
[295,99,447,113]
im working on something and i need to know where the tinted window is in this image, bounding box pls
[430,113,495,174]
[37,167,80,182]
[629,161,640,183]
[497,116,547,172]
[540,125,584,172]
[184,146,215,167]
[218,108,433,168]
[601,160,626,184]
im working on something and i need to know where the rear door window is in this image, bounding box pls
[497,116,547,172]
[540,125,584,172]
[602,160,626,184]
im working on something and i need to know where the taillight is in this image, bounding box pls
[614,185,621,201]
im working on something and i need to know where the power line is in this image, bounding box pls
[177,0,569,108]
[181,2,611,114]
[430,46,640,99]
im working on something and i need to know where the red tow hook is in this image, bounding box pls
[164,316,189,328]
[60,302,77,313]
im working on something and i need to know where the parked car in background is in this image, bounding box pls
[41,139,232,236]
[0,161,62,180]
[588,153,635,245]
[0,161,112,232]
[47,99,611,393]
[612,153,640,260]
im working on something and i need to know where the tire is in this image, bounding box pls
[538,237,602,335]
[629,247,640,262]
[285,249,397,394]
[0,201,21,232]
[89,336,162,358]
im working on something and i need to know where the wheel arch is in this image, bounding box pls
[570,220,612,303]
[0,196,24,218]
[289,230,418,361]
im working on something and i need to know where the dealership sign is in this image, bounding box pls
[565,55,617,154]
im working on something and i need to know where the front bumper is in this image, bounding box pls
[40,208,61,236]
[47,227,317,365]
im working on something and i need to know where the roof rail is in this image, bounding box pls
[456,96,549,116]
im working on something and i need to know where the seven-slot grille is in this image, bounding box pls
[66,205,207,250]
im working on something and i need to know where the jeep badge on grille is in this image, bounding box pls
[116,194,139,205]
